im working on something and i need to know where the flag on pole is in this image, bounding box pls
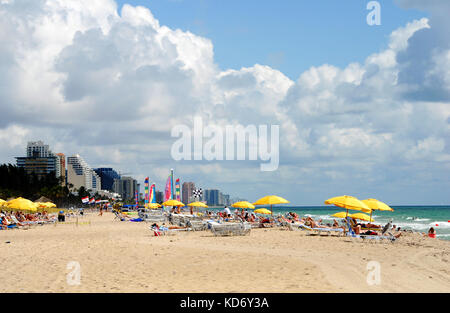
[95,199,101,204]
[81,196,89,204]
[171,169,175,201]
[193,188,203,200]
[175,178,181,201]
[89,198,95,204]
[164,175,172,202]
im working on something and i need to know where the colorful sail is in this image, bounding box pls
[175,178,181,201]
[164,175,172,201]
[149,184,156,203]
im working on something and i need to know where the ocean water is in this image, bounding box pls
[215,205,450,241]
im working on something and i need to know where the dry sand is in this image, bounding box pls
[1,212,449,293]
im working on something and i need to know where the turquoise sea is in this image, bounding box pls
[211,205,450,240]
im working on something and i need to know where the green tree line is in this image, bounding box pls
[0,163,108,207]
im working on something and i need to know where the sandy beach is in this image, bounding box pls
[1,211,449,293]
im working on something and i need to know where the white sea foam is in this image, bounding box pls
[429,221,450,229]
[406,217,430,221]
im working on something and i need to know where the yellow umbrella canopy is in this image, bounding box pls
[7,197,38,212]
[187,202,208,208]
[332,212,348,219]
[325,195,372,214]
[362,199,393,212]
[35,202,56,209]
[361,198,393,223]
[162,199,185,207]
[0,199,7,207]
[147,203,162,209]
[349,213,374,222]
[253,195,289,206]
[231,201,255,209]
[253,195,289,216]
[254,208,272,215]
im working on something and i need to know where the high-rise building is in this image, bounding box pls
[155,191,164,203]
[55,153,66,185]
[93,168,121,191]
[26,141,52,158]
[182,182,195,204]
[223,194,231,206]
[67,154,101,193]
[16,141,58,179]
[203,189,219,206]
[113,176,138,201]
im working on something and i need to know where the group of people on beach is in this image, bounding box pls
[0,210,54,229]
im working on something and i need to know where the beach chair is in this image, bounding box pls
[150,224,192,236]
[288,221,343,236]
[301,224,344,236]
[344,217,396,242]
[208,221,251,236]
[113,211,127,221]
[187,220,207,231]
[144,213,167,223]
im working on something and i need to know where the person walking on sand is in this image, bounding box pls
[99,205,103,216]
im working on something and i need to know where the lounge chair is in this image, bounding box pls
[344,217,396,242]
[288,221,344,236]
[150,224,192,236]
[187,220,207,231]
[208,221,251,236]
[113,211,127,221]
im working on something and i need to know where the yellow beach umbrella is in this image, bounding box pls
[254,208,272,215]
[253,195,289,216]
[325,195,371,212]
[0,199,6,207]
[325,195,372,220]
[349,213,374,222]
[362,198,393,222]
[362,199,393,212]
[7,197,38,212]
[187,201,207,215]
[231,201,255,209]
[332,212,348,219]
[35,202,56,209]
[162,199,185,207]
[147,203,162,209]
[187,202,208,208]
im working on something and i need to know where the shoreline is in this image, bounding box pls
[1,212,449,293]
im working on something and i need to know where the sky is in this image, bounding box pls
[0,0,449,205]
[116,0,427,79]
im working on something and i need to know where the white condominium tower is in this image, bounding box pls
[67,154,101,193]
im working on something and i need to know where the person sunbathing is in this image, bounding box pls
[0,214,8,229]
[351,222,401,238]
[362,229,402,238]
[305,217,327,228]
[10,215,26,227]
